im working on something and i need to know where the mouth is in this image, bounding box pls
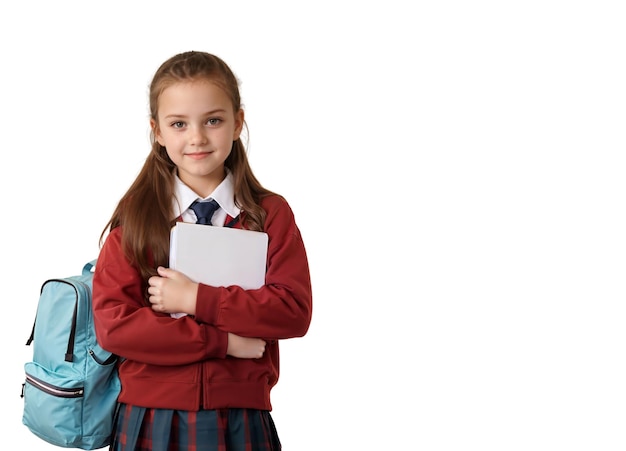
[185,151,213,160]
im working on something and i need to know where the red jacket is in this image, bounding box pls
[92,195,312,411]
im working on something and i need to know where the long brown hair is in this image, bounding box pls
[100,51,274,282]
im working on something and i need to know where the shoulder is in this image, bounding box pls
[260,193,289,210]
[97,227,125,265]
[101,226,123,249]
[259,193,304,239]
[260,194,295,223]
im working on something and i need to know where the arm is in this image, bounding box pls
[194,195,313,339]
[145,266,267,359]
[92,227,229,366]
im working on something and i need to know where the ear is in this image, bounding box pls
[150,118,165,146]
[233,109,245,141]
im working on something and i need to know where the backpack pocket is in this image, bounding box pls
[23,361,84,448]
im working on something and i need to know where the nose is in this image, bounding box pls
[189,126,208,146]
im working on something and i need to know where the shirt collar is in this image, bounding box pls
[172,170,240,220]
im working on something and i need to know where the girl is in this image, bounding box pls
[92,51,312,451]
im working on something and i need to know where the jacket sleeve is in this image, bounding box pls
[194,195,313,339]
[92,227,228,366]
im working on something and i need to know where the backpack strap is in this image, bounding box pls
[225,214,240,228]
[26,324,34,346]
[65,261,96,361]
[83,260,97,274]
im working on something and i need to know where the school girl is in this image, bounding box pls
[92,50,312,451]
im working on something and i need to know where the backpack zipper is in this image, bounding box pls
[25,374,84,398]
[89,349,118,365]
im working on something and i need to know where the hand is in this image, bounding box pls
[227,333,267,359]
[148,266,198,315]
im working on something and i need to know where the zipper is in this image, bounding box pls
[200,363,204,409]
[89,349,118,365]
[25,374,84,398]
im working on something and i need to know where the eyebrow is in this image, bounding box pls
[163,109,227,120]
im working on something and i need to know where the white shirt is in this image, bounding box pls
[171,171,241,226]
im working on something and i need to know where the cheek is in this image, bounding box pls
[157,129,179,150]
[164,146,178,162]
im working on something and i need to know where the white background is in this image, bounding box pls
[2,1,625,450]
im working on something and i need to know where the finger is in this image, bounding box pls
[161,267,191,283]
[157,266,171,277]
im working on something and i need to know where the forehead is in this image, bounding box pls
[158,80,232,114]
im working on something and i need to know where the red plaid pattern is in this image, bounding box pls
[110,403,281,450]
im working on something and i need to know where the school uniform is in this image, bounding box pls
[93,172,313,450]
[112,405,281,451]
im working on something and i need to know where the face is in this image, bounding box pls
[152,80,244,197]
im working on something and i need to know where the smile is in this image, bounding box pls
[185,151,213,159]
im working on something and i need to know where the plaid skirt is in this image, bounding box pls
[110,403,281,451]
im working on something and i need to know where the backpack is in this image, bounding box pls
[21,259,121,450]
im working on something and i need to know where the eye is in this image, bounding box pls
[207,118,222,126]
[171,121,185,129]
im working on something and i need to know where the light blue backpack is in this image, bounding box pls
[21,260,121,450]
